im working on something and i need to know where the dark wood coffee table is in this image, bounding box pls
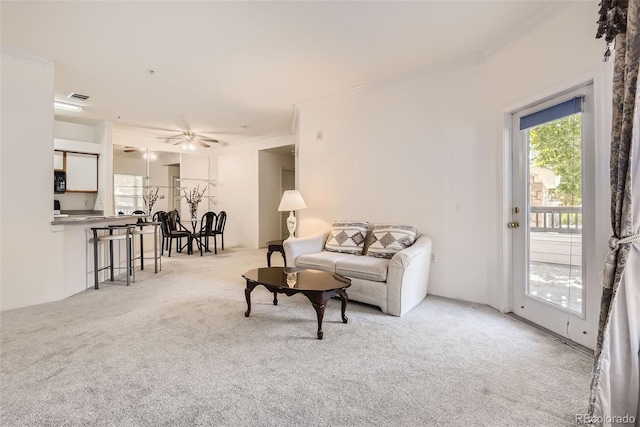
[242,267,351,339]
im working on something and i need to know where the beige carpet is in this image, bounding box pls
[0,247,593,426]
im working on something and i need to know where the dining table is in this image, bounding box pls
[185,217,212,254]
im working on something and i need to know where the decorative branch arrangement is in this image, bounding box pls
[143,187,160,216]
[183,185,207,219]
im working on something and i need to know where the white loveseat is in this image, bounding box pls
[283,230,432,316]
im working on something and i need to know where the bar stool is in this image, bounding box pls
[130,220,161,273]
[91,225,134,289]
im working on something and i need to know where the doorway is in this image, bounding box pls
[510,84,596,348]
[257,145,296,246]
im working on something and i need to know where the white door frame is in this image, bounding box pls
[499,69,613,351]
[512,84,592,327]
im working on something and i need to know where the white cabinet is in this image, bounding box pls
[53,151,64,171]
[66,152,98,192]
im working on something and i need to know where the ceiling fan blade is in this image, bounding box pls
[195,140,211,148]
[173,141,183,146]
[199,131,240,135]
[157,135,184,140]
[123,146,139,153]
[198,138,219,143]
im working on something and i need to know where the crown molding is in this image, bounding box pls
[290,105,299,134]
[0,45,54,66]
[295,51,487,110]
[294,2,572,111]
[210,130,296,156]
[233,130,296,145]
[482,2,573,61]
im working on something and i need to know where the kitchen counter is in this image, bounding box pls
[49,214,154,300]
[51,214,145,226]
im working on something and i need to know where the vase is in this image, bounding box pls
[189,202,198,220]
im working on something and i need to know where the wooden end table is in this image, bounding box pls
[266,239,285,267]
[242,267,351,340]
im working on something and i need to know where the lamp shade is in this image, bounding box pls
[278,190,307,211]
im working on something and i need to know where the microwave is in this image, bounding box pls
[54,171,66,193]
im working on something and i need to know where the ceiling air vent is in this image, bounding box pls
[67,92,89,101]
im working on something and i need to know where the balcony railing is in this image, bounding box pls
[530,206,582,233]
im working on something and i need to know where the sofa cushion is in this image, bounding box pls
[335,256,390,282]
[324,221,369,255]
[367,225,418,259]
[296,251,353,272]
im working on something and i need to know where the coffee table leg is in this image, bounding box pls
[337,288,349,323]
[312,303,326,340]
[273,291,278,305]
[245,281,257,317]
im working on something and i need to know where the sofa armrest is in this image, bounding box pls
[386,235,433,316]
[283,230,329,267]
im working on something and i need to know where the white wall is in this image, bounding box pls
[54,121,95,141]
[216,133,296,248]
[1,50,64,310]
[295,2,610,308]
[258,150,295,245]
[55,192,98,212]
[93,121,112,213]
[296,62,489,303]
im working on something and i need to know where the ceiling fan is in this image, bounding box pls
[123,146,143,153]
[122,146,158,160]
[156,131,219,149]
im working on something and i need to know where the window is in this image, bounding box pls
[113,174,144,214]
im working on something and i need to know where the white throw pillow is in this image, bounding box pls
[324,221,369,255]
[366,224,418,259]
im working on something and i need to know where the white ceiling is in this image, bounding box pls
[1,1,571,142]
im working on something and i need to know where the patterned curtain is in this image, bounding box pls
[597,0,629,61]
[589,0,640,423]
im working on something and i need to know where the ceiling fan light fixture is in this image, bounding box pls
[158,130,217,149]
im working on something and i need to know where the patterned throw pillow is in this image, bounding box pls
[324,221,369,255]
[367,225,418,259]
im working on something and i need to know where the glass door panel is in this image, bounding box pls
[526,114,583,315]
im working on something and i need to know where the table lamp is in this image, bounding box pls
[278,190,307,238]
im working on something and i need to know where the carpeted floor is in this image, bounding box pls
[0,247,593,426]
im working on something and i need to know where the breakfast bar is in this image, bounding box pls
[51,215,143,298]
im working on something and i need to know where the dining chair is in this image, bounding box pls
[153,211,169,255]
[210,210,227,254]
[161,210,192,256]
[191,211,216,256]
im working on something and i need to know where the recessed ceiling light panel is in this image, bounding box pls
[54,101,82,112]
